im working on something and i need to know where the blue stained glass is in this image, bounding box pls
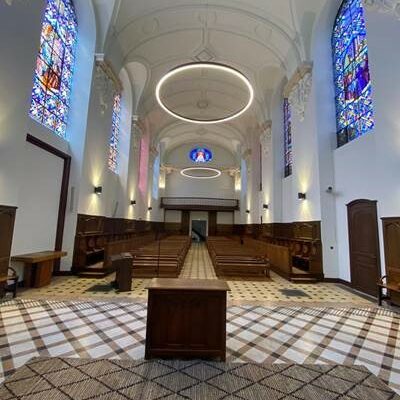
[332,0,374,147]
[29,0,77,139]
[108,93,122,173]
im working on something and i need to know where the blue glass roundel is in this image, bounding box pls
[189,147,213,163]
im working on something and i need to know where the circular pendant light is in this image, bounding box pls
[156,62,254,124]
[180,167,222,179]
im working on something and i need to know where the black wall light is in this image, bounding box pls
[298,192,306,200]
[263,204,269,210]
[94,186,103,195]
[130,200,136,205]
[246,209,251,214]
[148,207,153,211]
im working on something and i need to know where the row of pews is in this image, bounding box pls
[131,236,191,278]
[206,236,270,279]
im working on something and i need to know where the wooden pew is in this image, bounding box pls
[206,236,270,278]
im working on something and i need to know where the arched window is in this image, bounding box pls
[29,0,78,139]
[108,93,121,173]
[283,98,292,177]
[332,0,374,147]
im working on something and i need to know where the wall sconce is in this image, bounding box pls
[263,204,269,210]
[298,192,306,200]
[130,200,136,206]
[94,186,102,195]
[148,207,153,211]
[246,209,251,214]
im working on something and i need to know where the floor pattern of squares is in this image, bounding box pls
[0,299,400,395]
[19,243,371,306]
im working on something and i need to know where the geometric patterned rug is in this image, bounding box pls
[1,357,399,400]
[1,299,400,394]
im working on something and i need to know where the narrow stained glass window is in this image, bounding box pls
[284,98,292,177]
[332,0,374,147]
[29,0,78,139]
[108,93,121,173]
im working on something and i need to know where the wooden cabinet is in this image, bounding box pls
[145,279,230,361]
[382,217,400,305]
[0,206,17,294]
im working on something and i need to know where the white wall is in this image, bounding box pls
[12,145,64,255]
[164,144,236,199]
[332,7,400,279]
[0,0,97,271]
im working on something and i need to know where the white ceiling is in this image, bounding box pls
[96,0,327,159]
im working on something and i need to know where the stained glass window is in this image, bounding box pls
[332,0,374,147]
[284,98,292,177]
[189,147,213,163]
[108,93,121,173]
[29,0,78,139]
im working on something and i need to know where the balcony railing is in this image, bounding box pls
[160,197,239,211]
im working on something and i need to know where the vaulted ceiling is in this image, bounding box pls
[96,0,327,159]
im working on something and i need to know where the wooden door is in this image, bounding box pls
[208,211,217,236]
[181,211,190,235]
[347,200,381,296]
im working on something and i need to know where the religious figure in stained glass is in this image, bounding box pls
[284,98,292,177]
[332,0,374,147]
[189,147,213,163]
[108,93,121,173]
[29,0,78,139]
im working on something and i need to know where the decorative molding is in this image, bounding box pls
[284,63,313,122]
[363,0,400,19]
[95,53,123,93]
[94,65,114,115]
[131,117,143,150]
[259,120,272,156]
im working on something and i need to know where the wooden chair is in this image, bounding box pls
[377,275,400,306]
[5,267,19,298]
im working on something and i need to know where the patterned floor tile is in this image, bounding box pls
[0,299,399,394]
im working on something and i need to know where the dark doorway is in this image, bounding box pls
[192,220,207,242]
[347,199,381,297]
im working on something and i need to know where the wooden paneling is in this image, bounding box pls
[382,217,400,305]
[0,206,17,292]
[236,221,324,282]
[72,214,164,273]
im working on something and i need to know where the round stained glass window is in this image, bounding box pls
[189,147,213,163]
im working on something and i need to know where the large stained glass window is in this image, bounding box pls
[29,0,78,139]
[108,93,121,173]
[283,98,292,177]
[332,0,374,147]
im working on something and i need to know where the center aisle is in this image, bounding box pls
[179,242,217,280]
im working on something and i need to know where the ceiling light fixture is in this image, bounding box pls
[156,62,254,124]
[180,167,222,179]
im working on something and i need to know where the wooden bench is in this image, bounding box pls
[207,237,270,278]
[131,237,191,278]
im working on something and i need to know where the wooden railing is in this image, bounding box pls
[160,197,239,211]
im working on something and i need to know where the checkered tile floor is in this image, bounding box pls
[0,299,399,394]
[18,243,371,306]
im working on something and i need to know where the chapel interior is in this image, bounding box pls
[1,0,400,398]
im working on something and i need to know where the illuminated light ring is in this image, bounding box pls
[156,62,254,124]
[180,167,222,179]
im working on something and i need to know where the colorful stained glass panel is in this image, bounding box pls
[29,0,77,139]
[332,0,374,147]
[108,93,122,173]
[284,98,292,177]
